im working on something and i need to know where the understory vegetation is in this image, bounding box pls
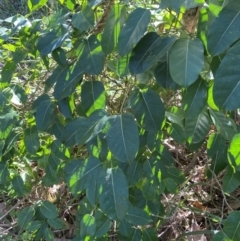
[1,0,240,240]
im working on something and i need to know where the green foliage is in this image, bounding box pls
[1,0,240,240]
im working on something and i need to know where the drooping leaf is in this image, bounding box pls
[40,200,58,220]
[17,206,35,228]
[118,8,151,56]
[213,41,240,110]
[24,125,40,154]
[102,5,126,54]
[209,109,236,140]
[77,35,104,75]
[208,0,240,56]
[53,63,83,100]
[129,88,165,132]
[129,32,175,74]
[36,99,55,131]
[65,157,102,195]
[81,81,106,116]
[106,113,139,163]
[169,38,204,87]
[98,167,129,220]
[72,5,94,31]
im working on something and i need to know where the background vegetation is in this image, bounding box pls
[1,0,240,240]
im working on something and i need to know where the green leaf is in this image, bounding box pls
[228,133,240,167]
[81,81,106,116]
[37,30,69,55]
[65,157,102,195]
[17,207,35,228]
[102,5,126,54]
[167,123,186,144]
[72,5,94,31]
[95,214,112,238]
[98,167,129,220]
[36,100,55,131]
[47,218,65,229]
[0,163,9,184]
[44,228,54,241]
[40,200,58,220]
[118,8,151,56]
[160,0,200,12]
[166,107,185,127]
[142,178,161,201]
[208,0,240,56]
[128,228,142,241]
[12,175,26,197]
[209,109,236,140]
[77,35,104,75]
[118,219,134,237]
[75,110,108,146]
[24,126,40,154]
[182,78,207,117]
[106,113,139,163]
[107,55,130,77]
[126,159,143,186]
[223,211,240,241]
[53,63,83,100]
[58,98,72,119]
[28,0,48,12]
[129,32,175,74]
[0,110,17,139]
[223,167,240,193]
[52,48,67,67]
[169,38,204,87]
[129,88,165,132]
[0,88,12,107]
[185,108,211,144]
[142,228,158,241]
[163,178,178,194]
[213,41,240,110]
[80,214,96,238]
[0,61,17,87]
[125,206,152,225]
[26,221,42,232]
[88,0,104,7]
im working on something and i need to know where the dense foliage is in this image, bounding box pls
[1,0,240,240]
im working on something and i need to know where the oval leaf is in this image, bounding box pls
[169,38,204,87]
[40,200,58,220]
[24,125,40,154]
[118,8,151,56]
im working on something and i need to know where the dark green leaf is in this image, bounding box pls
[88,0,103,7]
[125,206,152,225]
[129,32,175,74]
[95,214,112,238]
[169,38,204,87]
[26,221,42,232]
[127,159,143,186]
[167,123,186,144]
[213,40,240,110]
[129,88,165,132]
[160,0,200,12]
[77,35,104,75]
[208,0,240,56]
[40,200,58,220]
[118,8,151,56]
[107,55,130,77]
[98,167,129,220]
[118,219,134,237]
[47,217,65,229]
[28,0,48,12]
[52,48,67,67]
[24,126,40,154]
[223,167,240,193]
[44,227,54,241]
[166,107,185,127]
[0,163,9,184]
[223,211,240,240]
[17,207,35,228]
[72,5,94,31]
[12,175,26,197]
[58,97,72,119]
[163,178,178,194]
[81,81,106,116]
[142,228,158,241]
[228,133,240,167]
[106,113,139,163]
[65,157,102,195]
[0,110,17,139]
[80,214,96,238]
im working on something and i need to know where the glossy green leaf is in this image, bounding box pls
[209,109,236,140]
[129,32,175,74]
[223,211,240,240]
[167,123,186,144]
[37,31,69,56]
[127,159,143,186]
[182,78,207,117]
[129,88,165,132]
[0,61,17,87]
[208,0,240,56]
[78,35,104,75]
[24,125,40,154]
[52,48,67,67]
[65,157,102,195]
[185,108,211,144]
[125,206,152,225]
[106,113,139,163]
[166,107,185,127]
[228,133,240,167]
[0,110,17,139]
[36,99,55,131]
[17,206,35,228]
[40,200,58,220]
[118,8,151,56]
[53,63,83,100]
[98,167,129,220]
[107,55,130,77]
[12,175,26,197]
[81,81,106,116]
[58,98,72,119]
[80,214,96,238]
[223,167,240,193]
[213,41,240,110]
[169,38,204,87]
[102,5,126,54]
[72,5,94,31]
